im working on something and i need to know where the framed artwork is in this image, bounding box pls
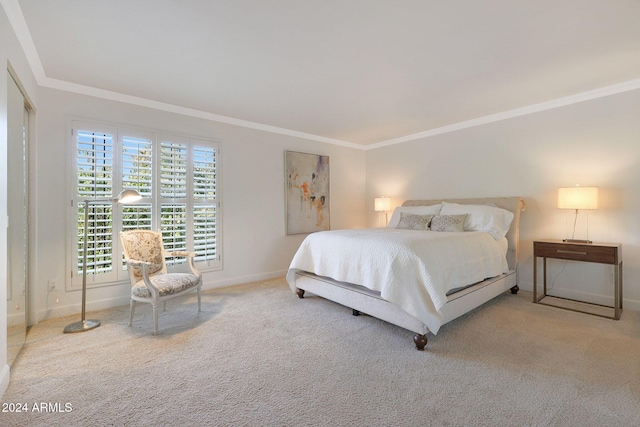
[285,151,330,234]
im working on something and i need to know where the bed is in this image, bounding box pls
[286,197,525,350]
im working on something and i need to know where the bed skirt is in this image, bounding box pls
[293,270,517,337]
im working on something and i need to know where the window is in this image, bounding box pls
[69,121,220,289]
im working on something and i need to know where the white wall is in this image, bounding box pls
[366,89,640,310]
[32,88,367,321]
[0,1,39,398]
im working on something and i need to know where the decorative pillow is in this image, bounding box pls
[430,214,467,232]
[439,202,514,239]
[396,213,434,230]
[388,204,442,228]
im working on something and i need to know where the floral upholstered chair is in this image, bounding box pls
[120,230,202,334]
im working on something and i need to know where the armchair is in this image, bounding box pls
[120,230,202,334]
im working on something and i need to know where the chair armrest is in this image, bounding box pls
[166,251,196,258]
[124,259,162,293]
[124,259,151,268]
[161,251,201,278]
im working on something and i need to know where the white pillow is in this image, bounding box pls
[388,204,442,228]
[439,202,514,239]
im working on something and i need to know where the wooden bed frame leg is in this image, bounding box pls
[352,309,360,316]
[296,288,305,299]
[510,285,519,294]
[413,334,428,351]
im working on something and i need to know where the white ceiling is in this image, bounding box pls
[11,0,640,146]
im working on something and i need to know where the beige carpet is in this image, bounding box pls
[2,277,640,426]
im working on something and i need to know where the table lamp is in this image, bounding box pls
[374,196,391,226]
[557,186,598,244]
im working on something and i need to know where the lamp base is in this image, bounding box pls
[63,319,101,333]
[563,238,592,244]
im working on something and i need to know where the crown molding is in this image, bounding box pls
[365,77,640,150]
[1,0,46,81]
[41,76,362,149]
[4,0,640,152]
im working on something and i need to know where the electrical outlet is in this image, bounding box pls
[48,279,57,292]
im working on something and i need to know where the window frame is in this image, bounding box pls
[67,120,221,291]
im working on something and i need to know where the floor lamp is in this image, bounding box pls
[64,189,142,333]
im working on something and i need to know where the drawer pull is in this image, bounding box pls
[557,249,587,255]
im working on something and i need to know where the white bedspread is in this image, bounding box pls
[286,228,509,334]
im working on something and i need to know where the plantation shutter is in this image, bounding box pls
[159,141,188,264]
[71,122,221,289]
[122,135,153,197]
[192,145,218,264]
[75,128,117,281]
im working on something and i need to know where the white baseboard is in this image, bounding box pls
[518,282,639,312]
[38,295,133,322]
[37,270,288,322]
[202,269,287,290]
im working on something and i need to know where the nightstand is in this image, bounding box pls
[533,240,622,319]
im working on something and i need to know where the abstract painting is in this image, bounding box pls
[285,151,330,234]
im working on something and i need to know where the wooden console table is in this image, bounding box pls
[533,240,622,319]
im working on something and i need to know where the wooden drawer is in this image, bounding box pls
[534,241,619,265]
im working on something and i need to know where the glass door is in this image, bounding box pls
[7,72,28,366]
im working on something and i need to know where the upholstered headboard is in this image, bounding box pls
[401,197,525,271]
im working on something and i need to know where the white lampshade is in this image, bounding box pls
[374,197,391,212]
[557,186,598,211]
[115,189,142,204]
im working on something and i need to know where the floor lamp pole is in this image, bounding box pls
[63,190,141,333]
[64,200,101,333]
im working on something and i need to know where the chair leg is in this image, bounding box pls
[152,304,159,335]
[197,287,202,312]
[129,300,136,327]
